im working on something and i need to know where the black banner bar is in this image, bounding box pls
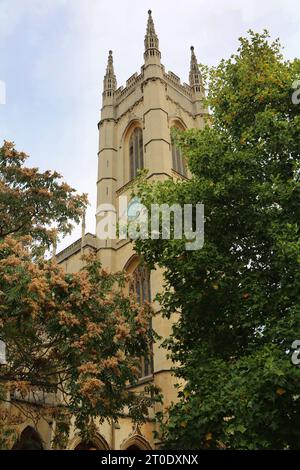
[0,450,298,467]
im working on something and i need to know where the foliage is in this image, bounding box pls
[0,384,23,450]
[0,141,87,252]
[0,142,158,449]
[135,31,300,449]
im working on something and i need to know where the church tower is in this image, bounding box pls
[96,9,207,265]
[57,10,207,450]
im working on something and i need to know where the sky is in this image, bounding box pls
[0,0,299,251]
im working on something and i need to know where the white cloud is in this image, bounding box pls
[0,0,67,39]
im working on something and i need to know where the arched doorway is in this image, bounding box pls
[122,435,152,451]
[12,426,44,450]
[74,441,98,451]
[70,433,110,451]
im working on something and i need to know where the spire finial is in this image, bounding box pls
[103,49,117,96]
[144,10,161,62]
[106,50,114,75]
[189,45,204,96]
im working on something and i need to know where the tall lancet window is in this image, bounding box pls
[129,128,144,180]
[130,265,151,305]
[171,128,187,177]
[130,265,153,378]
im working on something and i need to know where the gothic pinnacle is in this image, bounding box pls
[106,50,114,76]
[189,45,203,95]
[144,10,161,61]
[103,49,117,95]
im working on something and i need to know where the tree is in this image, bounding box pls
[134,31,300,449]
[0,141,87,250]
[0,142,157,449]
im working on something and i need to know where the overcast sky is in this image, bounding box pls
[0,0,299,250]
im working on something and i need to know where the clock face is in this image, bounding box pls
[127,197,145,221]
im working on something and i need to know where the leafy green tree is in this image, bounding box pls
[135,31,300,449]
[0,142,157,449]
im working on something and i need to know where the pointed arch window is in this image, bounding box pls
[129,128,144,180]
[129,265,153,378]
[130,265,151,305]
[171,127,187,177]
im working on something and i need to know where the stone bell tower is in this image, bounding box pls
[96,10,207,270]
[93,10,208,450]
[57,10,208,450]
